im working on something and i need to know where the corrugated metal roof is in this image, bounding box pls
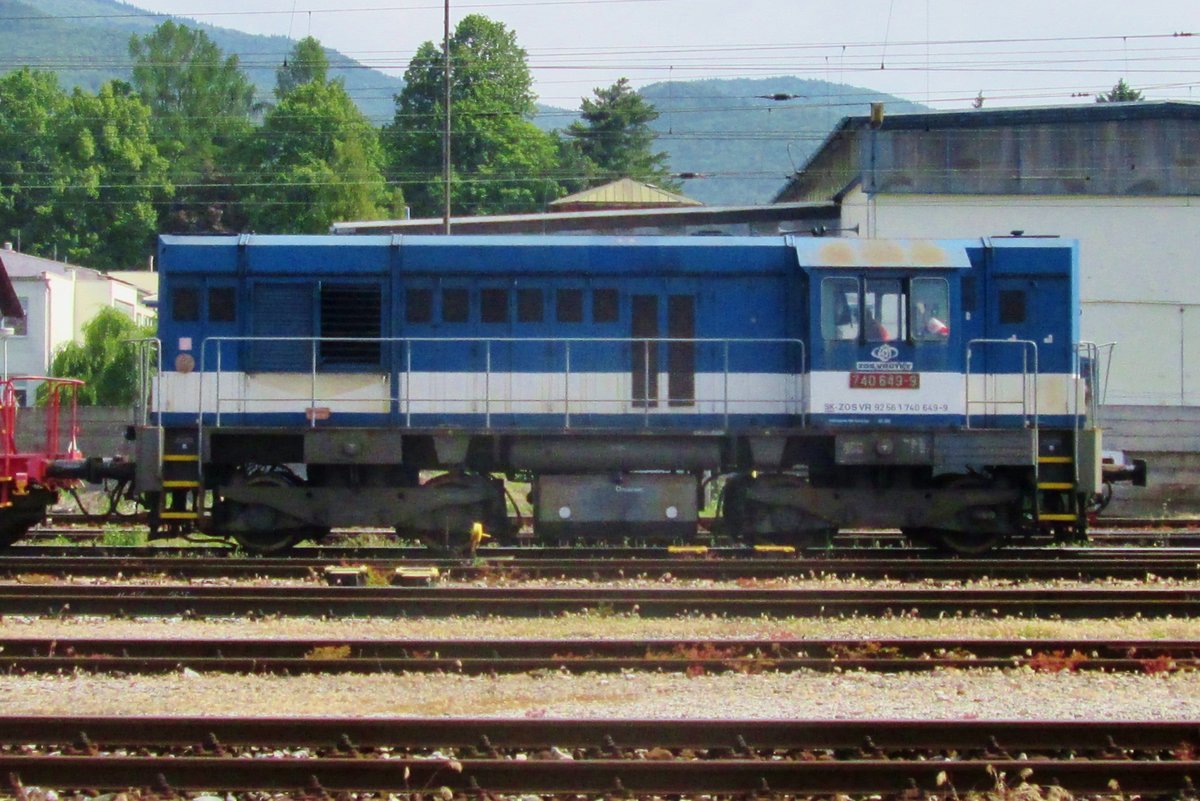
[774,100,1200,203]
[549,178,703,208]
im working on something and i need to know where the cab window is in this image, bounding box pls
[864,279,903,342]
[821,277,859,341]
[911,277,950,341]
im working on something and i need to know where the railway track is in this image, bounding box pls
[2,551,1200,581]
[0,716,1196,794]
[0,635,1194,674]
[1,583,1198,617]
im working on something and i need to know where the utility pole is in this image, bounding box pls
[442,0,452,234]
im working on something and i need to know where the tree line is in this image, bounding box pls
[0,15,674,270]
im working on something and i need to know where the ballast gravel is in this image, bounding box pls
[1,611,1198,641]
[0,667,1197,720]
[0,612,1197,720]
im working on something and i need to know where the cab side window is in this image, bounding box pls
[910,277,950,342]
[821,277,859,341]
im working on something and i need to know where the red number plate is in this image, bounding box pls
[849,372,920,389]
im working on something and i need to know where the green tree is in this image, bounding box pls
[0,73,168,268]
[276,36,329,98]
[0,69,69,251]
[566,77,677,189]
[44,81,171,268]
[43,307,154,406]
[386,15,565,217]
[1096,79,1144,103]
[129,21,257,233]
[239,49,399,233]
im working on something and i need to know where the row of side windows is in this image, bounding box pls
[406,287,620,325]
[174,286,626,328]
[173,287,236,323]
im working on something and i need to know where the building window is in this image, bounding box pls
[115,300,136,319]
[172,287,199,322]
[593,288,618,323]
[517,288,543,323]
[406,288,432,324]
[481,288,509,324]
[320,283,382,366]
[4,296,27,336]
[556,288,583,323]
[208,287,236,322]
[442,288,469,323]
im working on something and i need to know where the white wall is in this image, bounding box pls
[841,189,1200,405]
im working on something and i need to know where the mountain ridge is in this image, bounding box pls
[0,0,927,204]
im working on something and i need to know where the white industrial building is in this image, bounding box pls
[774,101,1200,513]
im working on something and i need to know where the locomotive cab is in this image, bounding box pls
[720,237,1102,553]
[805,248,964,427]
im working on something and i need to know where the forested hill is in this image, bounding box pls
[0,0,403,121]
[0,0,927,205]
[628,79,924,205]
[531,78,926,205]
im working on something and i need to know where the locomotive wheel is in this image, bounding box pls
[402,473,507,558]
[220,469,327,555]
[931,528,1003,555]
[915,474,1012,555]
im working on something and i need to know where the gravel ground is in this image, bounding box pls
[1,612,1198,640]
[8,573,1200,589]
[0,613,1196,721]
[0,668,1196,720]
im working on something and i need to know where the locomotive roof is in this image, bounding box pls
[158,234,1069,273]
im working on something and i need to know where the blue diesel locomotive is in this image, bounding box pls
[127,232,1123,554]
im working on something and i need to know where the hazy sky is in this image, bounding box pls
[122,0,1199,110]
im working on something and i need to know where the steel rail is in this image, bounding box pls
[0,584,1197,618]
[0,636,1194,675]
[1,553,1200,581]
[1,716,1196,751]
[3,755,1198,795]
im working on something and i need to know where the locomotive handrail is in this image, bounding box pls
[964,339,1038,430]
[193,335,808,432]
[127,338,162,428]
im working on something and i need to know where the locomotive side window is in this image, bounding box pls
[961,275,977,314]
[172,287,199,322]
[910,278,950,341]
[999,289,1026,324]
[208,287,236,322]
[864,279,902,342]
[442,287,469,323]
[320,283,382,367]
[406,288,433,323]
[593,288,619,323]
[821,277,859,341]
[517,288,544,323]
[556,288,583,323]
[481,288,509,324]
